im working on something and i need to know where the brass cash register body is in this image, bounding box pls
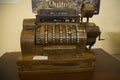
[17,0,101,79]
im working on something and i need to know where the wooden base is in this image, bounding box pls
[17,50,96,80]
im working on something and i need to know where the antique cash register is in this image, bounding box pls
[17,0,101,79]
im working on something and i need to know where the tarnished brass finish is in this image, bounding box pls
[81,2,95,17]
[21,20,99,54]
[17,0,101,79]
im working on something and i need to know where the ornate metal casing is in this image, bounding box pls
[17,0,101,78]
[21,0,100,55]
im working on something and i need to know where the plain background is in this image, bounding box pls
[0,0,120,57]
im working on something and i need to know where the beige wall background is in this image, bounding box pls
[0,0,120,57]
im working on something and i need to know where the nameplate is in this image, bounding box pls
[33,56,48,60]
